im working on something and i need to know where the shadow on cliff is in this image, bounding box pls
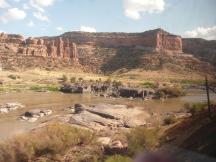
[100,47,153,74]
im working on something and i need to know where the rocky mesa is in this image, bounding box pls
[0,28,215,73]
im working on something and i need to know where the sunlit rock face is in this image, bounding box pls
[0,29,193,72]
[0,29,182,62]
[0,33,79,62]
[61,28,182,52]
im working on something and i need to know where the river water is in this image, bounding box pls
[0,89,215,140]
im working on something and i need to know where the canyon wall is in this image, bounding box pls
[183,38,216,65]
[60,28,182,52]
[0,29,182,61]
[0,29,188,72]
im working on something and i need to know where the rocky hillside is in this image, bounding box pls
[183,38,216,66]
[0,29,215,74]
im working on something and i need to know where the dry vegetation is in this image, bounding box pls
[0,123,97,162]
[0,67,212,93]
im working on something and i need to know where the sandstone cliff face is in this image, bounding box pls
[1,29,214,74]
[183,38,216,65]
[61,29,182,52]
[0,33,79,62]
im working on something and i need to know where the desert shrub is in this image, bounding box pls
[155,90,166,98]
[70,77,76,83]
[113,80,123,88]
[185,103,207,116]
[163,116,177,125]
[105,78,112,84]
[105,155,132,162]
[8,74,20,80]
[158,86,185,98]
[62,74,68,82]
[0,123,96,162]
[126,127,159,155]
[78,77,83,82]
[89,79,94,83]
[0,79,3,85]
[142,82,157,89]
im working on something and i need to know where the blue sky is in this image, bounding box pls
[0,0,216,39]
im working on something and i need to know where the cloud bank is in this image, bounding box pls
[80,25,96,33]
[184,26,216,40]
[0,8,26,24]
[123,0,165,20]
[0,0,10,8]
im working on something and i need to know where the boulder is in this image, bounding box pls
[68,104,149,130]
[74,104,86,113]
[20,109,53,122]
[0,102,25,113]
[105,140,127,154]
[97,137,111,146]
[60,84,86,93]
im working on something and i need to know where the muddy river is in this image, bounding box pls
[0,89,216,140]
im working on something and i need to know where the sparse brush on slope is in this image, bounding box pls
[0,123,96,162]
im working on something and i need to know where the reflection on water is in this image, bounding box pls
[0,89,215,140]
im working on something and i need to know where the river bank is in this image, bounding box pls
[0,89,216,140]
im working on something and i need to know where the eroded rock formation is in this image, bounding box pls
[183,38,216,65]
[1,28,214,73]
[61,28,182,52]
[0,33,79,62]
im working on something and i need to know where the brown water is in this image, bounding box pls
[0,89,215,140]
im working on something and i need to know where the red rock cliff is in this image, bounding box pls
[0,29,182,64]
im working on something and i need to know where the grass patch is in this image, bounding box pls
[163,116,177,125]
[30,85,60,92]
[141,82,158,89]
[185,102,207,116]
[0,123,96,162]
[105,155,132,162]
[126,127,159,156]
[157,86,185,98]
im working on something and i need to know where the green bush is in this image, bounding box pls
[70,77,76,83]
[62,75,68,82]
[126,127,159,155]
[113,80,123,87]
[105,155,132,162]
[142,82,157,89]
[163,116,177,125]
[30,85,59,92]
[89,79,94,83]
[185,103,207,116]
[8,74,20,80]
[78,77,83,82]
[158,86,185,98]
[105,78,112,84]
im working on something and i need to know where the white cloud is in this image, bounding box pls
[184,26,216,40]
[29,0,57,22]
[0,8,26,24]
[80,25,96,33]
[123,0,165,20]
[56,26,63,31]
[27,20,35,27]
[33,11,49,22]
[30,0,44,12]
[0,0,10,8]
[23,3,30,10]
[31,0,55,7]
